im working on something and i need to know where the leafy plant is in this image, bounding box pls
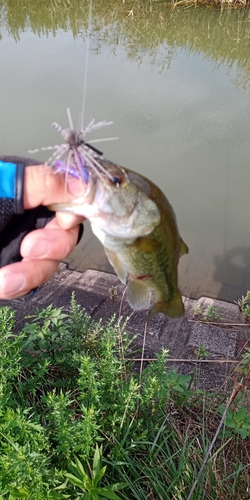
[141,349,193,409]
[235,290,250,309]
[194,343,210,360]
[235,290,250,322]
[193,303,203,318]
[193,304,220,322]
[204,305,220,322]
[241,304,250,323]
[237,347,250,376]
[57,446,126,499]
[219,405,250,439]
[0,297,250,499]
[21,305,69,358]
[109,286,118,301]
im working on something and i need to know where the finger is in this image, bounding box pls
[56,211,85,230]
[0,259,60,300]
[20,220,80,260]
[23,165,86,209]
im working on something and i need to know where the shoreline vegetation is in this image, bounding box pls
[0,294,249,499]
[1,0,250,14]
[1,0,250,89]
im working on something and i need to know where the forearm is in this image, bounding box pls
[0,159,25,230]
[0,157,54,267]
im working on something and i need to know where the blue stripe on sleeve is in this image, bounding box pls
[0,161,16,199]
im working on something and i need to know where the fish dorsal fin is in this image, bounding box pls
[179,238,189,257]
[104,248,127,284]
[126,276,151,311]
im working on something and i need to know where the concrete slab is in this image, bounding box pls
[0,264,249,390]
[195,296,241,323]
[188,323,237,359]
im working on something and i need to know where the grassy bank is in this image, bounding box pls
[2,0,250,89]
[0,294,249,499]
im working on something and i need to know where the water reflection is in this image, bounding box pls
[1,1,250,80]
[1,0,250,302]
[213,247,250,300]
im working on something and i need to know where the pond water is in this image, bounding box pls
[1,1,250,302]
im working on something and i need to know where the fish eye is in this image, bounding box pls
[111,174,122,186]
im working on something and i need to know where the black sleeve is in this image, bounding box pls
[0,156,56,267]
[0,206,56,268]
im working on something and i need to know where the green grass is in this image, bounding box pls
[0,294,249,499]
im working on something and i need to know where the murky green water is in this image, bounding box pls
[1,0,250,301]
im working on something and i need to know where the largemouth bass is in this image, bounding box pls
[50,158,188,320]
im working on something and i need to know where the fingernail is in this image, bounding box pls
[26,240,51,258]
[67,177,86,197]
[2,273,26,296]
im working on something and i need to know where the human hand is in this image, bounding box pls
[0,164,85,299]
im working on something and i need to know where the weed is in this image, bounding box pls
[194,343,210,360]
[56,446,126,499]
[235,290,250,309]
[237,347,250,376]
[193,303,221,322]
[0,296,249,499]
[204,305,220,322]
[219,405,250,439]
[109,286,118,301]
[235,290,250,322]
[241,304,250,323]
[193,303,203,318]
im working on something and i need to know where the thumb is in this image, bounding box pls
[23,165,86,209]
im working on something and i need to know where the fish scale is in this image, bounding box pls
[49,157,188,319]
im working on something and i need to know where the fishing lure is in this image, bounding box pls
[29,109,118,184]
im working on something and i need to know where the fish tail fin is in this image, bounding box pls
[147,291,184,320]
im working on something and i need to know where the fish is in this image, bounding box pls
[49,155,188,320]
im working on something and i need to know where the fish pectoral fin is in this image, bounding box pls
[147,291,184,320]
[104,248,127,284]
[126,277,151,311]
[132,237,160,253]
[179,238,189,257]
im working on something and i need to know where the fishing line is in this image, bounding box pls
[67,107,74,130]
[80,0,93,132]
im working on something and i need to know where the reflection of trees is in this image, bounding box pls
[1,0,250,80]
